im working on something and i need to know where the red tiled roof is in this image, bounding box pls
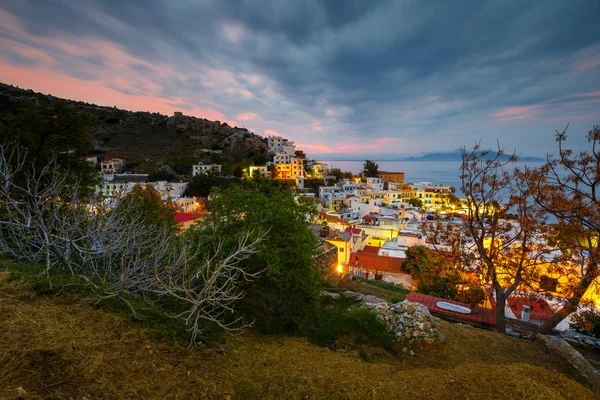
[174,213,205,223]
[451,213,468,221]
[363,215,376,220]
[361,245,380,255]
[407,292,496,326]
[345,227,362,235]
[351,248,404,273]
[488,292,554,321]
[507,297,554,321]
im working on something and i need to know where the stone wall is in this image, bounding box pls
[314,245,338,275]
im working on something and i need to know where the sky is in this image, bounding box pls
[1,0,599,159]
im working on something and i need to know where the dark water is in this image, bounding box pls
[322,160,546,197]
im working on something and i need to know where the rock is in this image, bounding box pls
[438,331,446,342]
[15,387,27,397]
[538,334,600,392]
[364,295,385,304]
[320,291,340,299]
[342,290,364,301]
[359,299,439,342]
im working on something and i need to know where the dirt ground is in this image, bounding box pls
[0,270,598,400]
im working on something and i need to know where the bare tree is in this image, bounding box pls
[0,142,266,345]
[526,125,600,333]
[460,142,548,334]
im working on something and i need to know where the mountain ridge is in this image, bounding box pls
[0,82,269,166]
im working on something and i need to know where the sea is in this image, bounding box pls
[321,160,546,198]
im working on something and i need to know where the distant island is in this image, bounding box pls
[316,150,544,162]
[400,149,544,162]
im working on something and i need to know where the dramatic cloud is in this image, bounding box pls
[1,0,598,158]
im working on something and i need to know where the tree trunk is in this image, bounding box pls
[537,273,595,334]
[495,285,507,334]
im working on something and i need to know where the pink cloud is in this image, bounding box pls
[0,9,247,126]
[237,112,257,121]
[548,90,600,103]
[492,105,544,121]
[573,58,600,72]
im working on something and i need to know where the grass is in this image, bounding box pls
[1,261,598,399]
[339,277,411,302]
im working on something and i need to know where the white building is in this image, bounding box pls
[148,181,188,200]
[100,158,126,174]
[192,164,221,176]
[248,165,270,178]
[170,197,197,213]
[366,177,384,191]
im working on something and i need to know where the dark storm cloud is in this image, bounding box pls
[1,0,598,156]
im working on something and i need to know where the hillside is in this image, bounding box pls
[1,265,597,399]
[0,82,269,165]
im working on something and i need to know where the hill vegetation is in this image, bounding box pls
[0,82,270,169]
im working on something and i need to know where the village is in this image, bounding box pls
[82,131,600,343]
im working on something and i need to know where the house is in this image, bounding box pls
[323,226,368,267]
[145,181,188,200]
[377,171,405,187]
[169,197,197,213]
[349,245,412,287]
[310,162,328,179]
[192,164,221,176]
[366,177,384,191]
[100,157,126,174]
[247,165,270,178]
[271,153,305,180]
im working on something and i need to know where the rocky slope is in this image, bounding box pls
[0,82,269,164]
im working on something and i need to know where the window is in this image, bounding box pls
[540,276,558,292]
[339,248,344,252]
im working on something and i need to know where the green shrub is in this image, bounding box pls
[204,183,320,334]
[306,299,395,349]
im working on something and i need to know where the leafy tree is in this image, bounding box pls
[403,246,486,306]
[444,193,462,207]
[148,169,175,182]
[402,246,461,299]
[0,95,98,193]
[206,183,320,332]
[407,197,424,208]
[185,171,228,197]
[525,126,600,333]
[363,159,379,177]
[233,165,244,178]
[303,178,325,193]
[328,168,353,182]
[120,184,177,232]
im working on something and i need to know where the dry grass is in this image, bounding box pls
[0,270,598,400]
